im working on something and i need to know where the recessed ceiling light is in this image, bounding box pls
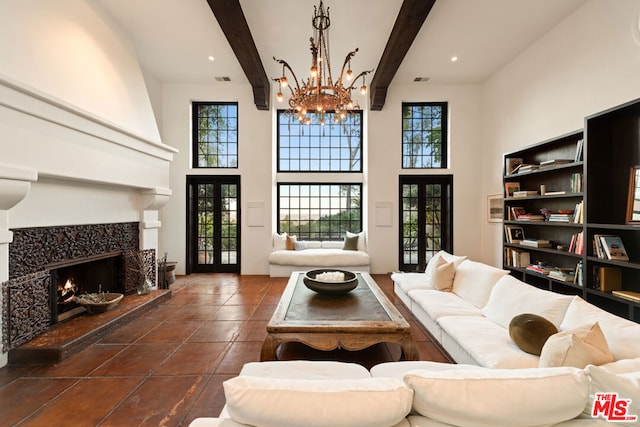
[208,56,215,61]
[450,56,458,62]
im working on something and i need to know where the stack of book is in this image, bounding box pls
[526,263,555,275]
[520,238,552,248]
[513,190,539,197]
[569,231,584,255]
[612,290,640,302]
[548,210,574,222]
[548,267,576,282]
[540,159,573,167]
[504,248,530,268]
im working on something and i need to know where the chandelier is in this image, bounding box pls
[273,1,372,124]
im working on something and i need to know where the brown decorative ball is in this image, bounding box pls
[509,313,558,356]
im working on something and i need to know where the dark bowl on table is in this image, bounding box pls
[303,269,358,295]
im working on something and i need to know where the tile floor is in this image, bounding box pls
[0,273,450,426]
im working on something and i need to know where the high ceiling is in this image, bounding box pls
[95,0,586,109]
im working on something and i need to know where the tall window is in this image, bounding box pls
[277,111,362,172]
[192,102,238,168]
[399,175,453,271]
[278,183,361,240]
[402,102,448,168]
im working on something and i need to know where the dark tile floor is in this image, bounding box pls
[0,273,450,426]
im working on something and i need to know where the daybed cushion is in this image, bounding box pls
[539,323,614,369]
[404,367,589,427]
[560,296,640,361]
[437,316,540,368]
[482,275,574,328]
[451,260,509,308]
[508,313,558,356]
[268,248,370,267]
[223,376,413,427]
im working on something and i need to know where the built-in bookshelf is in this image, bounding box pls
[502,97,640,323]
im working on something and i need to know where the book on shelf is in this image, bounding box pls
[520,238,552,248]
[593,234,614,259]
[544,190,567,196]
[592,266,622,291]
[504,182,520,198]
[569,231,584,254]
[513,190,539,197]
[570,173,583,193]
[548,267,575,282]
[540,159,573,167]
[516,213,545,221]
[574,139,584,162]
[505,247,530,268]
[505,158,523,175]
[611,290,640,303]
[548,211,574,222]
[526,262,555,275]
[599,235,630,261]
[572,201,584,224]
[517,164,540,173]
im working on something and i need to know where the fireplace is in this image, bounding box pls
[2,222,156,353]
[50,254,123,323]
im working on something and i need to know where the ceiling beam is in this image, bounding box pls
[369,0,436,111]
[207,0,270,110]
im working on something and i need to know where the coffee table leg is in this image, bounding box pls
[400,336,419,361]
[260,334,278,361]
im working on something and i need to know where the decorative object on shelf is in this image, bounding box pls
[593,266,622,291]
[273,1,373,124]
[504,182,520,198]
[74,291,123,314]
[625,165,640,224]
[303,269,358,294]
[487,194,503,222]
[505,158,523,174]
[504,225,524,243]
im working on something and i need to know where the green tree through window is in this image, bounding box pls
[402,102,448,168]
[193,102,238,168]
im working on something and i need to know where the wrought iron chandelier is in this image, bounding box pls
[273,1,372,124]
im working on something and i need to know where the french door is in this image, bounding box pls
[399,175,453,272]
[186,176,240,273]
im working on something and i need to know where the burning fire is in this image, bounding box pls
[59,279,77,304]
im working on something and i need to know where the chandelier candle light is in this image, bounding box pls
[274,1,372,124]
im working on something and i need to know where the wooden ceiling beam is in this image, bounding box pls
[369,0,436,110]
[207,0,270,110]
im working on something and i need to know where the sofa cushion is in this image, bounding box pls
[370,361,484,381]
[223,376,413,427]
[539,323,614,369]
[583,364,640,426]
[482,275,574,328]
[408,290,484,321]
[239,361,371,380]
[404,367,589,427]
[451,260,509,308]
[391,272,435,293]
[560,296,640,361]
[427,255,456,291]
[509,313,558,356]
[437,316,540,368]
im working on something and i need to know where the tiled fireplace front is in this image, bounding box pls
[1,222,155,353]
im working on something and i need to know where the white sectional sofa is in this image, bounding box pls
[268,232,370,277]
[190,359,640,426]
[391,251,640,369]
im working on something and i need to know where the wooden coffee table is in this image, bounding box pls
[260,271,418,361]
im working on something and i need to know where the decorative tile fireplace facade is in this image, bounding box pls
[1,222,156,352]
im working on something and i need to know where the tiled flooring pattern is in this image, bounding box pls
[0,273,450,426]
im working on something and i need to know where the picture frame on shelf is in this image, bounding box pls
[505,157,523,175]
[504,225,525,243]
[487,194,504,223]
[504,182,520,198]
[625,165,640,224]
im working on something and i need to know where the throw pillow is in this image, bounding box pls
[508,313,558,356]
[426,255,456,292]
[343,234,359,251]
[346,231,366,252]
[293,240,308,251]
[224,376,413,427]
[539,323,614,368]
[273,232,287,251]
[285,234,297,250]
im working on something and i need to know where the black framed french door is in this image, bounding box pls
[186,175,240,274]
[399,175,453,272]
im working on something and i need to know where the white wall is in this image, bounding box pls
[479,0,640,266]
[0,0,174,367]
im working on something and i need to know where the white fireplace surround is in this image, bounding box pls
[0,77,176,368]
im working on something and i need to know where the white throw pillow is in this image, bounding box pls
[482,275,574,328]
[404,367,589,427]
[346,231,366,252]
[273,232,287,251]
[426,255,456,291]
[539,323,614,369]
[560,296,640,361]
[451,260,509,308]
[224,376,413,427]
[583,365,640,425]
